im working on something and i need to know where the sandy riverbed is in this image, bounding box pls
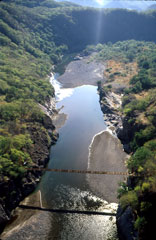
[87,130,129,203]
[1,191,49,240]
[58,56,106,88]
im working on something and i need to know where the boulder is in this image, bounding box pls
[116,206,138,240]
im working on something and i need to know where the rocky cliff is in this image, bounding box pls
[0,112,58,234]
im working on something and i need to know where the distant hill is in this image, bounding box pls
[2,0,156,52]
[56,0,152,11]
[56,0,97,7]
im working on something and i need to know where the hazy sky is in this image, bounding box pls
[56,0,153,9]
[96,0,105,5]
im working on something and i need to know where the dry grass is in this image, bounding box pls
[134,91,149,100]
[133,91,155,125]
[104,60,138,86]
[137,112,149,125]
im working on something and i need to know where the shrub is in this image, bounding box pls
[134,217,147,230]
[128,146,153,173]
[120,191,138,209]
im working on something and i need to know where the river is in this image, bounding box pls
[40,74,118,240]
[1,57,128,240]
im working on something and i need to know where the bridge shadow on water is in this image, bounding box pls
[19,205,116,216]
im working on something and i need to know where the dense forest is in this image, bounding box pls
[0,0,156,239]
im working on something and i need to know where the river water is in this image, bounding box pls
[39,75,118,239]
[1,73,120,240]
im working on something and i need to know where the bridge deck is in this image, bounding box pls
[19,205,116,216]
[27,168,132,176]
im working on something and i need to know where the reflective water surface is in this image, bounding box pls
[39,77,118,239]
[1,76,118,240]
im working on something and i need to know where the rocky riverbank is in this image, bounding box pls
[98,86,138,240]
[99,88,122,133]
[99,86,132,154]
[0,99,58,235]
[1,191,53,240]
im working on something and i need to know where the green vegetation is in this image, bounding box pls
[0,133,32,180]
[0,1,55,181]
[128,52,156,93]
[0,100,47,180]
[86,40,156,64]
[97,41,156,240]
[119,141,156,239]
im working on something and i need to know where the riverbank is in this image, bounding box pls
[99,87,123,134]
[1,191,53,240]
[99,85,133,153]
[97,84,139,240]
[87,130,128,203]
[0,95,69,239]
[0,82,58,235]
[86,79,129,203]
[58,55,106,88]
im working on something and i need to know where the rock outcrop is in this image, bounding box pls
[116,206,138,240]
[99,87,123,134]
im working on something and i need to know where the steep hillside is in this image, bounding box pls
[0,0,65,232]
[91,40,156,240]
